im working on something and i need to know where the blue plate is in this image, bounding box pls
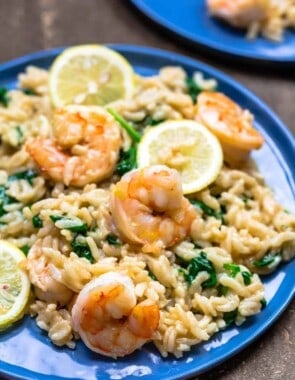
[0,45,294,380]
[130,0,295,65]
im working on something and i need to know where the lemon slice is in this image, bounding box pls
[137,120,223,194]
[49,45,135,107]
[0,240,30,330]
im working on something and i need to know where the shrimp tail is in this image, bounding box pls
[128,300,160,339]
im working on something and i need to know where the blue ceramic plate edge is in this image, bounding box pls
[0,45,294,380]
[129,0,295,65]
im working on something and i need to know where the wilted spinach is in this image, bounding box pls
[190,199,226,224]
[116,146,137,176]
[71,235,94,263]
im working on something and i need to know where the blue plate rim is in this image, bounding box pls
[0,44,294,380]
[129,0,295,65]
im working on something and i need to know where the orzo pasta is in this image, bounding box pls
[0,47,294,358]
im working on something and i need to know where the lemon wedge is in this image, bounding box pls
[137,120,223,194]
[49,45,135,107]
[0,240,30,330]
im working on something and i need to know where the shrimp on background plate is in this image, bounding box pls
[207,0,269,27]
[195,91,264,165]
[110,165,197,254]
[71,272,159,358]
[26,105,121,187]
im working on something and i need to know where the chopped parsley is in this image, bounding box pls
[0,87,10,107]
[116,146,137,176]
[260,298,267,309]
[105,233,122,246]
[71,235,94,263]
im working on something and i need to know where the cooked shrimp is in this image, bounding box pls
[207,0,269,27]
[110,165,197,254]
[196,91,264,165]
[71,272,159,358]
[26,105,121,186]
[27,240,73,305]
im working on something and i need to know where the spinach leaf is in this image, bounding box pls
[71,235,94,263]
[32,214,43,228]
[20,245,30,255]
[15,126,24,144]
[107,108,141,143]
[8,169,38,185]
[193,242,203,249]
[223,309,238,327]
[178,267,186,277]
[184,251,217,288]
[0,185,16,217]
[241,194,252,204]
[136,116,164,128]
[105,233,122,246]
[148,270,157,281]
[218,284,229,296]
[0,87,10,107]
[22,88,37,96]
[241,271,252,285]
[223,263,241,277]
[185,77,202,103]
[116,146,137,176]
[253,252,281,268]
[190,199,225,224]
[50,215,88,233]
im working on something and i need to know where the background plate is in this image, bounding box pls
[0,45,294,380]
[130,0,295,66]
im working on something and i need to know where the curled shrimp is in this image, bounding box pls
[207,0,269,27]
[27,239,73,306]
[196,91,264,165]
[110,165,197,254]
[71,272,159,358]
[26,105,121,187]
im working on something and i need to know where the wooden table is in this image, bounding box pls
[0,1,294,379]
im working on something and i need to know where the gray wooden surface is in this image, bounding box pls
[0,1,294,379]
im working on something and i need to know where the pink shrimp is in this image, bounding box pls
[71,272,159,358]
[26,105,121,186]
[207,0,269,27]
[110,165,197,254]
